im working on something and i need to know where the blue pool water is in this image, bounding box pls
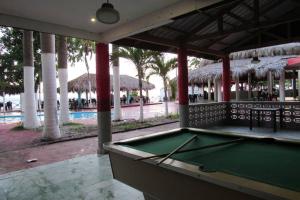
[0,112,100,123]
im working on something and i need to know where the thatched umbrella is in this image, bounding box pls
[189,55,295,83]
[67,73,155,93]
[189,43,300,83]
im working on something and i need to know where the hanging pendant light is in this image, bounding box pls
[96,0,120,24]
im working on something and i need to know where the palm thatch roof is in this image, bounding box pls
[189,43,300,83]
[67,73,155,93]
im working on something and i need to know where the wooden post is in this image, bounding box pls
[214,78,217,102]
[248,72,252,100]
[208,79,211,101]
[292,70,297,100]
[279,70,285,102]
[235,76,240,101]
[222,56,231,102]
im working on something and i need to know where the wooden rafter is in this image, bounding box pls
[181,0,244,41]
[188,13,300,43]
[128,34,225,57]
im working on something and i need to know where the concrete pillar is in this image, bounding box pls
[23,30,40,128]
[222,56,231,102]
[279,70,285,102]
[208,79,211,101]
[235,76,240,101]
[96,43,111,154]
[112,45,121,121]
[40,33,60,139]
[177,46,189,128]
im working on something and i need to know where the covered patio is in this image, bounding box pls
[1,0,300,199]
[2,0,300,152]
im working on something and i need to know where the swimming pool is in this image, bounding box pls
[0,111,101,123]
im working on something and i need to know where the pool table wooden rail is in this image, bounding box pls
[104,128,300,200]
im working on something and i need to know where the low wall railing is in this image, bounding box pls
[189,102,227,128]
[189,101,300,130]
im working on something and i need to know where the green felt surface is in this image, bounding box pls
[124,131,300,192]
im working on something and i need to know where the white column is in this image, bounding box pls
[235,76,240,101]
[217,78,222,102]
[58,68,69,123]
[279,70,285,102]
[23,67,40,128]
[213,78,217,102]
[113,65,121,121]
[208,79,211,101]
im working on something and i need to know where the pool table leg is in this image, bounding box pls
[144,193,160,200]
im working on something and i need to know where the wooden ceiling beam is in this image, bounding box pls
[182,0,244,41]
[128,34,225,57]
[227,12,252,24]
[188,16,300,42]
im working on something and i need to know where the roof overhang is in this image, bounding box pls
[0,0,222,43]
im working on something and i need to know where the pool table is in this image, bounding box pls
[104,128,300,200]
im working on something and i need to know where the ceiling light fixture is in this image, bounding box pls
[96,0,120,24]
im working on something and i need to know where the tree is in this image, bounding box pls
[40,33,60,139]
[22,30,40,128]
[147,55,177,117]
[112,47,159,122]
[57,36,69,123]
[189,57,214,69]
[68,38,95,106]
[0,27,41,95]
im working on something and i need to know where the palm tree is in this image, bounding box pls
[112,47,158,122]
[68,39,95,106]
[22,30,40,128]
[189,57,214,69]
[40,32,60,139]
[57,36,69,124]
[147,55,177,117]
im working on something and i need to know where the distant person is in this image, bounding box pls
[91,98,96,107]
[7,101,12,111]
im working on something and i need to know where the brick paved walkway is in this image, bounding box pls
[0,122,179,175]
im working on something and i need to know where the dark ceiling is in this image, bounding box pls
[113,0,300,60]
